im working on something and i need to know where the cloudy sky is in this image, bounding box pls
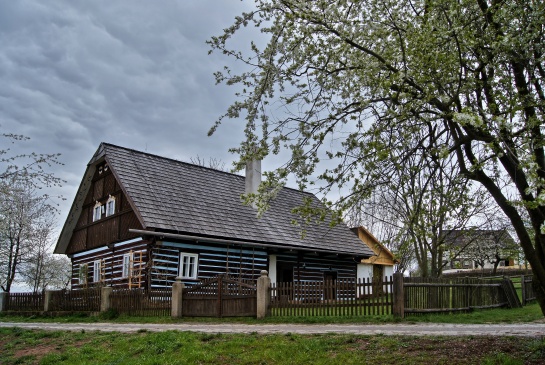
[1,1,266,225]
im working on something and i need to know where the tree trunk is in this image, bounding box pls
[413,239,429,277]
[491,253,501,276]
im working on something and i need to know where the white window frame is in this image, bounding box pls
[122,252,133,279]
[93,260,102,282]
[105,195,116,217]
[93,201,102,222]
[179,253,198,280]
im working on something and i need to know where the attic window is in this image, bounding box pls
[105,195,116,217]
[93,201,103,222]
[98,166,103,175]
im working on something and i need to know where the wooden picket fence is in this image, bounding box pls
[110,288,172,316]
[521,275,536,305]
[48,288,102,312]
[5,291,45,311]
[183,275,256,317]
[269,278,393,317]
[403,277,510,315]
[1,274,535,319]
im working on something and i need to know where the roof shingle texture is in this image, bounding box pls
[99,143,372,256]
[443,229,516,249]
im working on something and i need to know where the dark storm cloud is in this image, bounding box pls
[0,1,257,220]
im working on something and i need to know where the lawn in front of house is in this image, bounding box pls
[1,327,544,365]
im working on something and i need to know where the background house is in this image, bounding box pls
[55,143,374,291]
[442,229,520,273]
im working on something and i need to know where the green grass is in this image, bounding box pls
[403,302,543,324]
[1,327,544,365]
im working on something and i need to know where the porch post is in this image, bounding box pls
[392,273,404,318]
[100,286,113,312]
[172,277,185,318]
[257,270,271,319]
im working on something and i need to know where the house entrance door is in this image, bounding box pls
[323,271,337,300]
[277,264,294,283]
[373,265,384,295]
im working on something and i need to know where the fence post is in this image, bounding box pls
[44,290,55,312]
[171,277,185,318]
[257,270,271,319]
[521,275,526,305]
[0,292,7,312]
[392,273,404,318]
[100,286,113,312]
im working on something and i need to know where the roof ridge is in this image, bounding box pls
[99,142,315,197]
[101,142,238,176]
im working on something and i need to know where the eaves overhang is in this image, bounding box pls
[129,229,371,259]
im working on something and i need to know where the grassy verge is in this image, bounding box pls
[403,302,543,324]
[1,302,542,325]
[1,327,545,365]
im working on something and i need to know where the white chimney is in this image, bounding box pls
[245,158,261,208]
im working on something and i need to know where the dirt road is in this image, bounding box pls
[1,322,543,337]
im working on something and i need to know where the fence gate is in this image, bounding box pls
[182,275,257,317]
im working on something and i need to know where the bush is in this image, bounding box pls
[98,309,119,320]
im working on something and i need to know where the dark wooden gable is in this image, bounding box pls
[66,161,143,254]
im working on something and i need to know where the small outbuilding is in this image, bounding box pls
[351,226,397,285]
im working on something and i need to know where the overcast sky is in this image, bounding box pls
[1,1,266,226]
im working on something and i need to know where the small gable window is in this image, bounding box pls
[93,202,102,222]
[179,253,198,280]
[122,252,133,279]
[106,195,116,217]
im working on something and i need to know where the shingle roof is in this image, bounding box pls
[62,143,372,257]
[442,229,516,249]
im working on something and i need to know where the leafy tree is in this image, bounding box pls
[209,0,545,314]
[0,133,64,292]
[17,228,72,292]
[1,134,62,187]
[348,125,491,277]
[471,231,519,274]
[0,178,59,292]
[446,214,521,275]
[13,213,54,293]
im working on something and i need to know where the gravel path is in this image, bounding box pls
[1,322,544,337]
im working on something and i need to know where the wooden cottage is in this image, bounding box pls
[54,143,374,290]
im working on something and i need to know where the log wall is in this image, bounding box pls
[151,241,268,288]
[275,252,357,282]
[71,238,149,289]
